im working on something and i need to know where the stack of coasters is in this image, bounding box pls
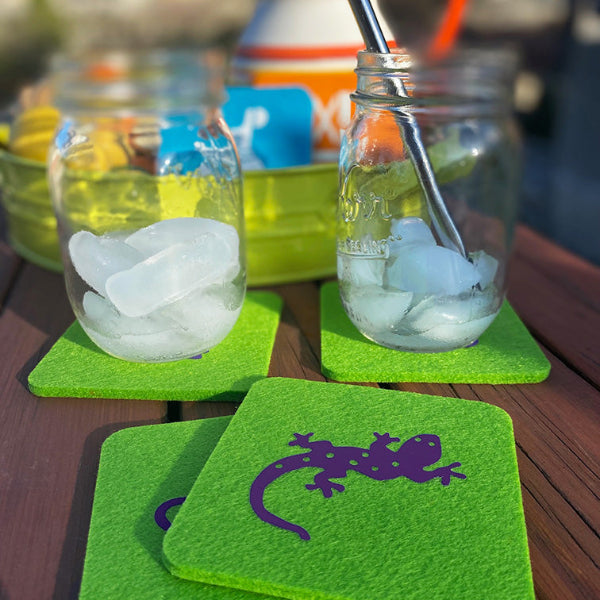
[162,377,535,600]
[28,291,282,401]
[320,281,551,383]
[79,416,272,599]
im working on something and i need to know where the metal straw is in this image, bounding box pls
[347,0,467,257]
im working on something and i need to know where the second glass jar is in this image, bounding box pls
[48,50,246,362]
[337,49,521,352]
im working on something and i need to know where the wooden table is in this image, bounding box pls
[0,223,598,600]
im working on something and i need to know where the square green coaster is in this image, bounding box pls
[320,281,550,383]
[28,291,282,401]
[79,417,272,599]
[163,377,535,600]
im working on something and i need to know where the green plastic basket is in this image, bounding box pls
[0,149,338,285]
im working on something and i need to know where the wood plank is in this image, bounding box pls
[268,281,322,359]
[0,264,167,599]
[267,295,325,382]
[390,381,460,398]
[177,401,237,421]
[514,226,600,313]
[0,236,22,305]
[520,460,600,600]
[508,228,600,388]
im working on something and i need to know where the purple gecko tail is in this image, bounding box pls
[249,456,311,540]
[154,496,186,531]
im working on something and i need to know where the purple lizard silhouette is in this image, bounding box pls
[249,432,466,540]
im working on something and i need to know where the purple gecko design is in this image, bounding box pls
[249,432,466,540]
[155,496,186,531]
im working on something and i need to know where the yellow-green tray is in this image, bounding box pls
[0,149,337,285]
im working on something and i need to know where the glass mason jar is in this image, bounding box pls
[337,49,521,352]
[48,50,246,363]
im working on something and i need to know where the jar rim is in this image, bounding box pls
[353,46,519,111]
[50,48,227,114]
[355,46,519,81]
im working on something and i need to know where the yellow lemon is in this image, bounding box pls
[9,106,60,163]
[63,130,130,171]
[0,124,9,148]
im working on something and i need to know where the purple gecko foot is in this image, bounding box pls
[289,433,314,448]
[306,480,345,498]
[438,462,466,485]
[373,432,401,444]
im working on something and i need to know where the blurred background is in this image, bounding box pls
[0,0,598,265]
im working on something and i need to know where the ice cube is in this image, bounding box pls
[385,244,480,295]
[366,286,499,351]
[390,217,436,248]
[69,230,143,296]
[81,291,174,338]
[470,250,499,289]
[159,283,243,350]
[374,309,499,352]
[210,282,245,312]
[387,288,500,349]
[343,285,413,332]
[423,310,499,347]
[82,324,204,363]
[337,254,385,287]
[125,217,239,259]
[80,287,242,362]
[404,289,499,333]
[105,232,238,317]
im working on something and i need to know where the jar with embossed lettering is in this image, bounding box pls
[337,49,521,352]
[48,50,246,362]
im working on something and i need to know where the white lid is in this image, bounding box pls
[237,0,394,54]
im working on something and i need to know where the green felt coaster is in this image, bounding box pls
[28,291,282,401]
[79,416,272,599]
[163,377,535,600]
[320,281,550,383]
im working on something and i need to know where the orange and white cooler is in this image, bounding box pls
[232,0,395,163]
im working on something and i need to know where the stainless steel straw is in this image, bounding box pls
[347,0,467,257]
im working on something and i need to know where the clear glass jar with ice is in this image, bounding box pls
[48,50,246,362]
[66,218,244,362]
[337,50,520,352]
[338,216,502,351]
